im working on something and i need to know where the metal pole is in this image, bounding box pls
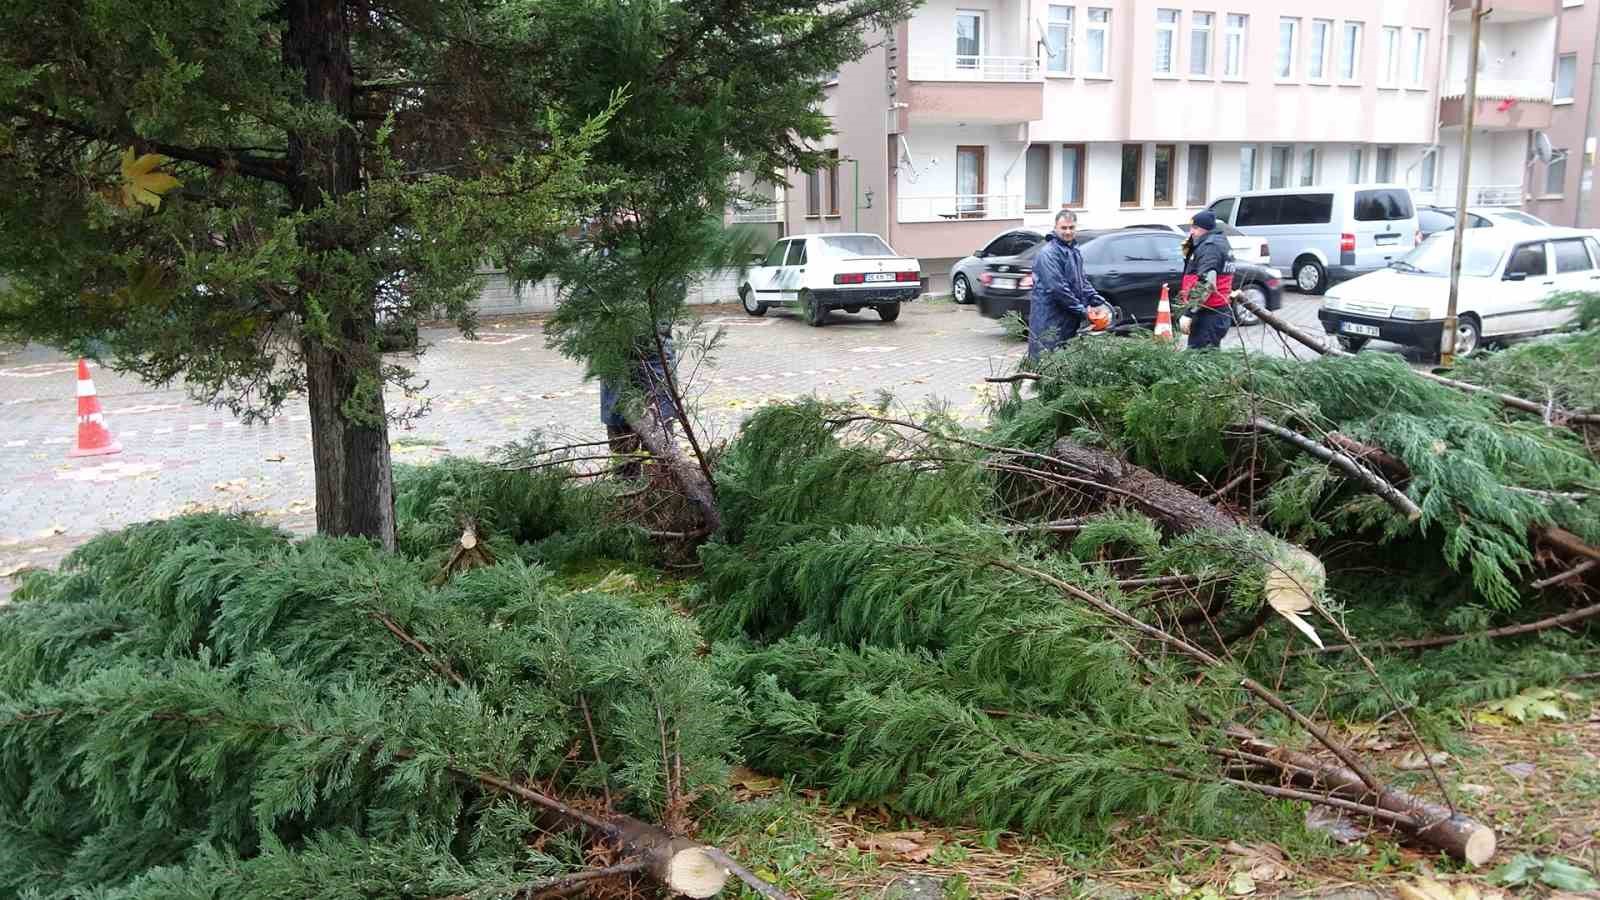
[1442,0,1485,368]
[849,158,861,231]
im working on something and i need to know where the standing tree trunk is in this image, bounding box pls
[285,0,396,550]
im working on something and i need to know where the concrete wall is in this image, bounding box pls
[471,269,745,316]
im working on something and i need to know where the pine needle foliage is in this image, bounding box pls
[988,339,1600,607]
[0,515,737,898]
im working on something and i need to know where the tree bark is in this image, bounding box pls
[285,0,396,549]
[1046,437,1242,534]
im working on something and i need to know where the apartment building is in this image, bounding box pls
[1535,0,1598,225]
[772,0,1448,292]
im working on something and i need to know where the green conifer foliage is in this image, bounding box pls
[0,515,737,897]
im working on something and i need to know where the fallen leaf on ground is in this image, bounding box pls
[1501,762,1538,780]
[1225,842,1290,882]
[1305,805,1368,844]
[1480,687,1576,724]
[1397,875,1491,900]
[1226,872,1256,895]
[728,766,782,795]
[854,830,935,862]
[1397,750,1451,770]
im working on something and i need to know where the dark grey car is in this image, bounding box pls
[948,228,1044,305]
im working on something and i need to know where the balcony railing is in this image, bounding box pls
[898,193,1024,223]
[907,54,1040,82]
[730,201,782,223]
[1441,78,1554,101]
[1415,185,1526,207]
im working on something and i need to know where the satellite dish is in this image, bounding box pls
[1532,131,1555,164]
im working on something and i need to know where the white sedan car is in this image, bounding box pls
[1317,226,1600,356]
[740,233,921,326]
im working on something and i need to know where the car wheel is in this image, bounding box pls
[1233,284,1266,327]
[1335,335,1369,353]
[876,302,901,323]
[1452,315,1482,358]
[952,273,972,305]
[802,290,827,327]
[740,285,768,317]
[1294,257,1327,295]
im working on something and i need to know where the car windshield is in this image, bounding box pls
[1494,211,1549,227]
[815,235,896,257]
[1398,234,1502,277]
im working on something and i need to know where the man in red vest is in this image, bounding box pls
[1178,210,1235,350]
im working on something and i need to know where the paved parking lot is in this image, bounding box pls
[1,291,1383,584]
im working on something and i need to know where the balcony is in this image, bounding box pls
[1417,185,1527,208]
[1439,79,1553,130]
[905,54,1043,125]
[1449,0,1559,21]
[729,201,782,224]
[898,193,1024,223]
[893,194,1023,261]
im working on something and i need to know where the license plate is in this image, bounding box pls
[993,277,1017,290]
[1342,322,1381,337]
[864,272,895,283]
[1375,234,1399,246]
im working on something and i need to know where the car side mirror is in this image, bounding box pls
[974,250,986,258]
[1504,271,1527,282]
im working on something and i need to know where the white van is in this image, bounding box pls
[1204,185,1420,294]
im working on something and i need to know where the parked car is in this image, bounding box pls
[740,233,921,326]
[948,228,1044,305]
[1417,205,1552,239]
[973,228,1283,329]
[1317,226,1600,356]
[1121,221,1270,265]
[1203,184,1420,295]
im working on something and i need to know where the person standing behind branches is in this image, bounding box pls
[1027,209,1109,359]
[1178,210,1235,351]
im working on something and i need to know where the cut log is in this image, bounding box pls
[616,816,730,898]
[1046,437,1241,534]
[1227,727,1497,867]
[624,408,721,538]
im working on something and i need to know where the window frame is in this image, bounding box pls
[1375,145,1395,183]
[956,145,988,214]
[1276,17,1299,80]
[1409,29,1427,87]
[1153,144,1176,207]
[1154,9,1179,74]
[1380,26,1401,86]
[1556,53,1578,103]
[1308,19,1332,81]
[955,9,986,69]
[1190,11,1213,77]
[1024,144,1051,211]
[784,239,808,267]
[1085,8,1112,77]
[1046,5,1074,75]
[1349,147,1365,183]
[1239,145,1258,191]
[1223,14,1248,78]
[825,149,841,217]
[1299,147,1319,187]
[1339,21,1363,83]
[764,240,790,267]
[1268,144,1292,189]
[1552,238,1594,273]
[806,170,822,217]
[1420,150,1436,191]
[1544,153,1567,197]
[1120,143,1144,208]
[1060,143,1087,208]
[1186,144,1211,206]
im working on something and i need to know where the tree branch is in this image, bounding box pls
[1293,599,1600,656]
[1248,417,1422,521]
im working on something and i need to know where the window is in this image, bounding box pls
[1340,22,1362,81]
[956,146,986,212]
[1047,5,1074,74]
[1380,26,1400,85]
[955,10,984,68]
[1025,145,1050,210]
[1154,144,1175,206]
[1553,239,1593,273]
[1545,154,1567,196]
[806,170,821,216]
[763,241,789,267]
[1061,144,1086,207]
[1506,243,1547,277]
[1282,194,1335,224]
[1556,54,1578,102]
[1409,30,1427,86]
[1121,144,1143,206]
[1352,188,1413,220]
[784,240,807,266]
[1223,14,1248,78]
[1375,145,1395,182]
[1210,197,1236,223]
[824,149,841,216]
[1086,9,1111,76]
[1420,151,1435,191]
[1239,145,1257,190]
[1155,9,1179,74]
[1191,12,1213,76]
[1308,20,1331,79]
[1269,145,1291,188]
[1349,147,1364,182]
[1236,196,1278,226]
[1277,18,1299,79]
[1300,147,1319,186]
[1186,145,1211,205]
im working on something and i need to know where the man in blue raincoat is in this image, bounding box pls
[1028,209,1109,358]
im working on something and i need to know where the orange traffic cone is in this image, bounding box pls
[1153,284,1174,341]
[69,359,122,458]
